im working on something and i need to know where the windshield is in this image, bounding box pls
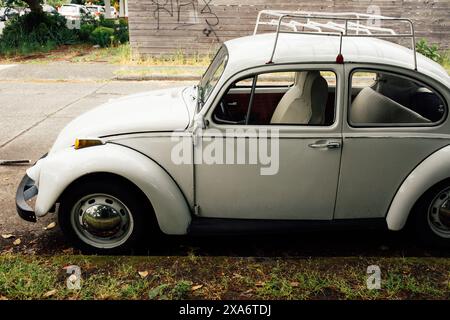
[198,46,228,109]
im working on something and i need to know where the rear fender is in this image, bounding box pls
[386,145,450,230]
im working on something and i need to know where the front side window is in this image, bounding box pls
[349,71,446,126]
[212,70,337,126]
[198,46,228,107]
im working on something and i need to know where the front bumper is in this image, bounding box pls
[16,174,38,222]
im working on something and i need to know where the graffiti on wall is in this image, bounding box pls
[151,0,220,41]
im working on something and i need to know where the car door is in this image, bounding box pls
[194,65,344,220]
[334,65,449,220]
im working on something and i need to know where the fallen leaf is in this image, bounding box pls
[255,281,265,287]
[24,248,36,255]
[191,284,203,291]
[44,222,57,230]
[1,234,14,239]
[0,295,8,300]
[290,281,300,288]
[138,271,149,279]
[43,289,57,298]
[13,239,21,245]
[244,289,253,294]
[2,247,13,254]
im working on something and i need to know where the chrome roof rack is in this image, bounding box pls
[254,10,417,70]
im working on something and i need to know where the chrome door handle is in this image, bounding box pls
[308,141,341,149]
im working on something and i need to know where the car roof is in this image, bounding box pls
[223,33,450,87]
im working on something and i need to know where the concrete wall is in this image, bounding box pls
[128,0,450,57]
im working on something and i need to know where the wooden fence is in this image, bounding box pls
[128,0,450,57]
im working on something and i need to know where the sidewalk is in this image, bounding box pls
[0,62,204,81]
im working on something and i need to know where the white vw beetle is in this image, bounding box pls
[16,11,450,252]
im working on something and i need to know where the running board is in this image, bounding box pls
[188,218,387,236]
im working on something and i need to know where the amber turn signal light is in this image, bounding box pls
[74,139,103,150]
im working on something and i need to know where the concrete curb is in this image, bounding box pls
[0,75,200,82]
[115,73,200,81]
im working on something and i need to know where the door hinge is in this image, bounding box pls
[194,205,200,216]
[193,131,199,146]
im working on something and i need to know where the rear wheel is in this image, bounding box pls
[412,180,450,248]
[59,176,154,254]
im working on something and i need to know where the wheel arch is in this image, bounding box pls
[386,144,450,231]
[32,143,192,235]
[59,171,156,214]
[406,177,450,225]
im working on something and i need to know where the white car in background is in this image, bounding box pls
[0,7,19,21]
[86,5,105,19]
[16,11,450,253]
[42,4,57,14]
[109,6,118,18]
[58,4,91,20]
[22,4,57,15]
[86,5,117,19]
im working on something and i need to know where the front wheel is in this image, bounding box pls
[412,180,450,248]
[59,177,153,254]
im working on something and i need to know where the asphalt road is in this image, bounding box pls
[0,75,447,257]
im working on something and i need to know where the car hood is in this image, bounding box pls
[50,86,194,153]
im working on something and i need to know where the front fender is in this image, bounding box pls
[29,143,191,235]
[386,144,450,231]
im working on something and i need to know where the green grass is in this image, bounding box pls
[0,43,213,66]
[72,45,214,67]
[441,52,450,73]
[0,41,58,57]
[0,254,448,300]
[2,42,449,78]
[71,44,133,64]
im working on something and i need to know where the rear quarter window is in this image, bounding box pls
[349,70,447,126]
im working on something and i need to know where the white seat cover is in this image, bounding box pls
[270,71,328,124]
[350,87,430,124]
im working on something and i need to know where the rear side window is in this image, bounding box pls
[349,71,446,126]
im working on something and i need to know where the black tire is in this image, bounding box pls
[59,175,155,254]
[411,179,450,248]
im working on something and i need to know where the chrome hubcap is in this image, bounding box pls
[428,187,450,238]
[71,194,134,249]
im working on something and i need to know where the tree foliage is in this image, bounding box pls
[416,39,442,63]
[4,0,43,13]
